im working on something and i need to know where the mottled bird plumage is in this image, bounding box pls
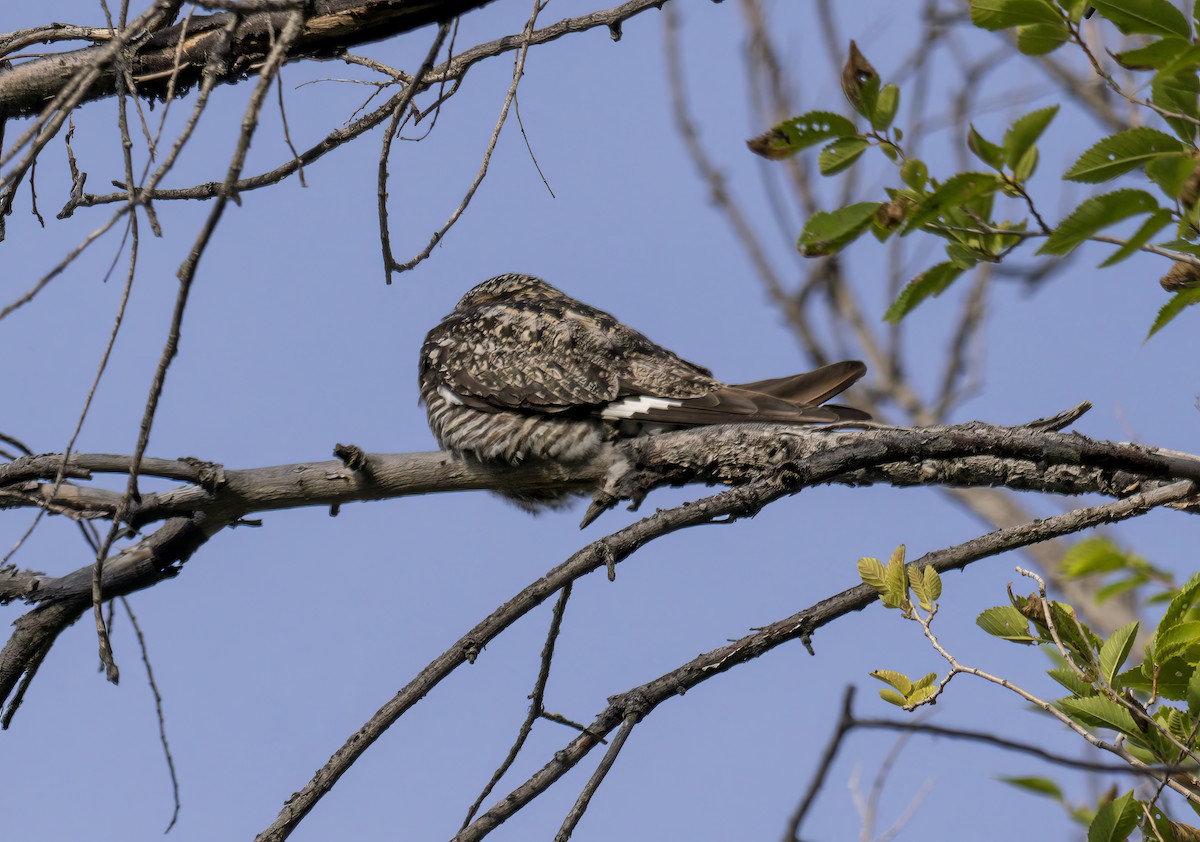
[419,274,869,510]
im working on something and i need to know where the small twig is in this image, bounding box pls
[554,712,640,842]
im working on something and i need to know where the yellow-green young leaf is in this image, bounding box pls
[1091,0,1191,39]
[884,262,967,323]
[1099,209,1174,267]
[976,605,1038,643]
[1036,189,1162,255]
[1147,284,1200,338]
[905,683,938,708]
[1003,105,1059,170]
[818,136,870,175]
[1188,664,1200,714]
[1048,601,1100,665]
[857,556,888,595]
[1016,21,1069,53]
[746,111,858,160]
[922,567,942,602]
[799,202,882,256]
[878,688,907,707]
[1086,789,1139,842]
[870,669,914,695]
[912,672,938,691]
[1114,36,1191,70]
[1060,695,1140,735]
[872,84,900,131]
[1065,127,1187,182]
[882,545,909,608]
[970,0,1063,29]
[1099,621,1139,685]
[999,776,1065,800]
[1060,537,1135,577]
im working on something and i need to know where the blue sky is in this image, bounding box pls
[2,2,1196,840]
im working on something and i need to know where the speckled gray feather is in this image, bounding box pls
[419,274,869,511]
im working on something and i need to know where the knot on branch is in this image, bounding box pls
[180,456,226,490]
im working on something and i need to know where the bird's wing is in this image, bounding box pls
[734,361,867,405]
[422,299,715,414]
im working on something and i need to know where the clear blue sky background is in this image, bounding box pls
[2,2,1196,840]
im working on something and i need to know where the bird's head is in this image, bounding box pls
[453,274,565,312]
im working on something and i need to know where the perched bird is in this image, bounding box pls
[419,274,869,510]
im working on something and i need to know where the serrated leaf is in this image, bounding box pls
[1064,127,1187,182]
[1147,284,1200,338]
[905,683,938,707]
[977,605,1038,643]
[884,261,967,323]
[969,125,1006,169]
[872,84,900,131]
[799,202,882,256]
[1099,621,1139,685]
[1100,208,1175,266]
[819,135,870,176]
[1114,36,1191,70]
[1156,571,1200,633]
[970,0,1064,29]
[1152,656,1194,700]
[1036,189,1161,255]
[871,669,913,694]
[1188,664,1200,714]
[1087,789,1139,842]
[906,171,1000,230]
[746,111,858,159]
[999,776,1065,800]
[1153,620,1200,664]
[1016,21,1070,53]
[1095,576,1147,603]
[883,545,909,608]
[1048,666,1097,697]
[1146,154,1198,199]
[1091,0,1191,39]
[878,688,907,707]
[858,556,888,593]
[1003,105,1059,171]
[1061,696,1140,735]
[1152,64,1200,142]
[921,567,943,607]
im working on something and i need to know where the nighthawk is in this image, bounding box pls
[419,274,870,510]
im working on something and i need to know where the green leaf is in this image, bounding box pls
[1060,537,1136,577]
[1153,620,1200,664]
[976,605,1038,643]
[1113,36,1191,70]
[1016,21,1070,53]
[1099,621,1139,685]
[999,776,1065,800]
[923,567,942,602]
[971,0,1063,29]
[1087,789,1139,842]
[1003,106,1060,171]
[900,159,928,190]
[858,556,888,594]
[1037,189,1161,255]
[1157,572,1200,633]
[1064,127,1187,182]
[969,125,1006,169]
[872,84,900,131]
[1152,63,1200,142]
[1187,663,1200,714]
[1146,154,1198,199]
[1099,208,1175,266]
[1048,666,1097,697]
[746,111,858,159]
[1150,656,1195,699]
[905,682,938,707]
[878,688,907,707]
[906,171,999,230]
[1095,576,1147,603]
[798,202,882,256]
[1149,286,1200,337]
[1060,695,1140,735]
[819,136,870,175]
[870,669,914,695]
[884,261,967,323]
[1090,0,1192,38]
